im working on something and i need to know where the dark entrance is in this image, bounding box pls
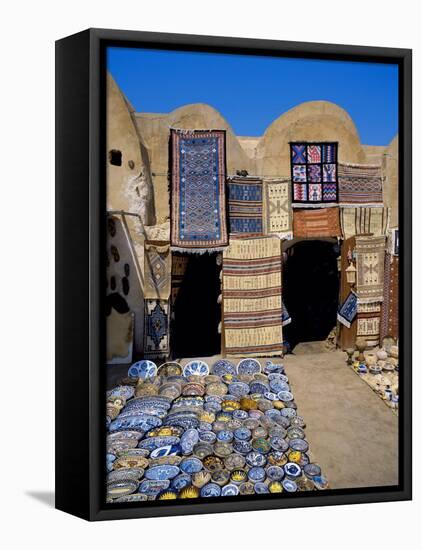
[171,253,221,358]
[283,240,339,350]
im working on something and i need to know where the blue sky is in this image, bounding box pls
[107,47,398,146]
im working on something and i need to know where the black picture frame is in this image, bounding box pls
[55,28,412,521]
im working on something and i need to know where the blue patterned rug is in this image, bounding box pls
[170,129,228,252]
[337,291,357,328]
[228,176,263,235]
[144,299,170,357]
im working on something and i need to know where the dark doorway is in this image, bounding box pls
[283,240,339,350]
[171,253,221,358]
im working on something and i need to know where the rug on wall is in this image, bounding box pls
[290,142,338,207]
[170,253,189,306]
[355,235,386,304]
[144,299,170,358]
[339,206,390,240]
[356,313,380,346]
[144,242,172,300]
[338,162,383,205]
[337,291,357,328]
[227,176,264,236]
[293,207,341,238]
[222,236,283,356]
[380,253,399,341]
[170,129,228,252]
[263,179,292,238]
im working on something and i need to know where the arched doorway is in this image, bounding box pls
[283,239,339,351]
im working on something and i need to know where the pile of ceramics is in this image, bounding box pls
[352,343,399,412]
[106,358,328,502]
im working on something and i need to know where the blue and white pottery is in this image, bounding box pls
[110,414,161,432]
[183,361,210,377]
[228,382,250,397]
[254,482,270,494]
[247,466,266,482]
[233,440,253,455]
[246,451,267,467]
[280,407,297,418]
[199,431,217,444]
[234,427,252,441]
[232,409,248,420]
[282,479,298,492]
[180,457,203,474]
[144,464,180,481]
[128,360,158,380]
[149,444,182,458]
[180,429,199,453]
[200,483,221,498]
[278,391,294,402]
[266,465,284,481]
[216,430,234,442]
[269,379,290,392]
[138,436,180,451]
[237,358,261,375]
[138,479,170,496]
[221,484,239,496]
[284,462,302,479]
[107,385,135,401]
[249,381,269,395]
[264,391,278,401]
[171,473,192,491]
[270,436,289,452]
[211,359,236,377]
[289,438,309,453]
[304,463,321,479]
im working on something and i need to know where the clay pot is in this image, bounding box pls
[376,348,388,361]
[365,354,377,366]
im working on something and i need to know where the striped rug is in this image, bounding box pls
[222,236,283,357]
[227,176,263,236]
[340,207,390,240]
[338,162,383,205]
[293,207,341,237]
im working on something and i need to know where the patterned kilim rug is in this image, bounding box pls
[170,253,189,306]
[263,179,292,238]
[144,299,170,358]
[340,207,390,239]
[290,142,338,207]
[380,253,399,340]
[170,129,228,252]
[222,236,283,357]
[338,162,383,205]
[357,313,380,346]
[227,176,263,236]
[144,242,171,300]
[293,207,341,238]
[337,291,357,328]
[355,235,386,304]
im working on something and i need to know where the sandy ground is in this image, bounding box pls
[107,348,398,490]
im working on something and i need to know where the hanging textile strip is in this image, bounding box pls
[263,179,292,238]
[222,237,283,357]
[340,207,390,240]
[144,299,170,358]
[380,253,399,340]
[282,299,292,326]
[170,129,228,252]
[144,241,172,300]
[355,235,386,303]
[338,162,383,205]
[337,291,357,328]
[387,228,399,256]
[170,253,189,307]
[227,176,264,236]
[293,207,341,238]
[290,142,339,207]
[356,313,380,346]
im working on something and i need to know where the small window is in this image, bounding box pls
[109,149,122,166]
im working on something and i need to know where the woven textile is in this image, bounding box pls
[228,176,263,236]
[380,253,399,340]
[222,237,283,357]
[387,228,399,256]
[282,300,292,326]
[144,242,171,300]
[170,129,228,251]
[338,162,383,205]
[293,207,341,238]
[337,291,357,328]
[340,207,390,240]
[355,235,386,303]
[263,179,292,238]
[357,314,380,345]
[290,142,338,206]
[144,299,170,358]
[170,253,189,306]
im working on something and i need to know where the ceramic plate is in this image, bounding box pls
[128,360,158,380]
[237,359,261,375]
[289,438,309,452]
[109,414,161,433]
[180,457,203,474]
[200,483,221,498]
[247,466,266,482]
[144,464,180,480]
[107,479,139,497]
[211,359,237,377]
[183,361,210,377]
[222,484,239,496]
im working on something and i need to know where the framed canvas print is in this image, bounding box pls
[55,28,412,521]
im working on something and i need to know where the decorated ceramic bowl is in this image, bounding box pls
[237,359,261,375]
[211,359,237,377]
[128,360,158,380]
[183,361,210,377]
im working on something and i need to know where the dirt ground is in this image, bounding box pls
[107,348,398,490]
